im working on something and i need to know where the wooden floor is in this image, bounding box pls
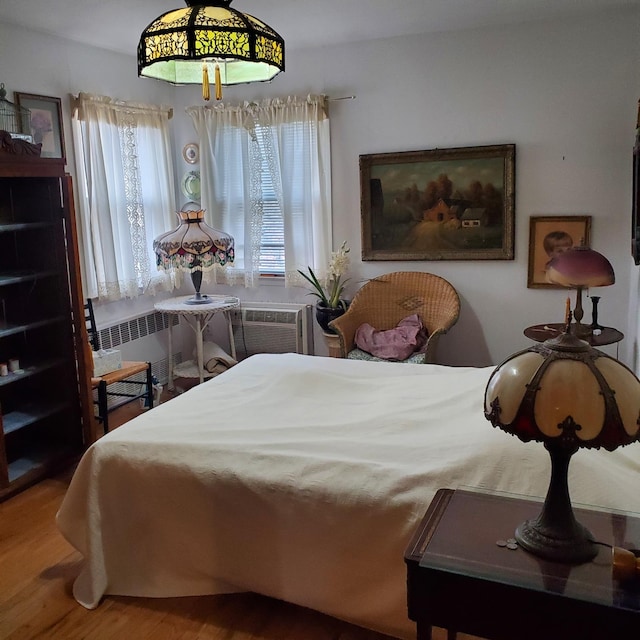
[0,394,482,640]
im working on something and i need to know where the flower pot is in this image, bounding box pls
[315,302,347,334]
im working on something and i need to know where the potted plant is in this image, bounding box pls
[298,241,350,333]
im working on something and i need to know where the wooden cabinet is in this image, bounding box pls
[0,135,94,501]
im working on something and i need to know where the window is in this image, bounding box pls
[255,124,284,275]
[71,93,176,301]
[187,95,333,289]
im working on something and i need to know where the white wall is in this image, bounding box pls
[172,8,640,366]
[2,8,639,367]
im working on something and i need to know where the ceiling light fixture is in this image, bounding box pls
[137,0,285,101]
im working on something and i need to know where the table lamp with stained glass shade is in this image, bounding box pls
[153,204,234,304]
[545,246,615,339]
[484,323,640,564]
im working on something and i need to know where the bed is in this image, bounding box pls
[56,353,640,639]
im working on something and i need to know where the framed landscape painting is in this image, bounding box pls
[527,215,592,288]
[360,144,515,261]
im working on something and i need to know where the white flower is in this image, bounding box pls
[298,241,351,309]
[328,241,350,278]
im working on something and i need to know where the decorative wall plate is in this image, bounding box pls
[182,142,199,164]
[181,170,201,202]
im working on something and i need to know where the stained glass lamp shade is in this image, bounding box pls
[485,331,640,563]
[137,0,284,100]
[153,207,234,304]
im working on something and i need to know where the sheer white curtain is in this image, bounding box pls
[186,95,332,287]
[71,93,176,301]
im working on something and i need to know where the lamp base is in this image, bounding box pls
[572,286,592,340]
[185,269,210,304]
[185,292,211,305]
[573,321,593,340]
[515,517,597,564]
[514,442,597,564]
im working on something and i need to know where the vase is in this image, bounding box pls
[315,302,347,334]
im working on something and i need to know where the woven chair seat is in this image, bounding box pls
[346,348,427,364]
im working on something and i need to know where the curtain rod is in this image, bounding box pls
[71,93,174,119]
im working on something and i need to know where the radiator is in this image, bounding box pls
[230,302,314,359]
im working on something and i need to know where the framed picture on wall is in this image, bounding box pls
[527,215,592,288]
[14,92,65,161]
[360,144,515,261]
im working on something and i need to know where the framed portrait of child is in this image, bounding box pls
[527,215,592,288]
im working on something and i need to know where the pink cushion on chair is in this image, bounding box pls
[355,314,427,361]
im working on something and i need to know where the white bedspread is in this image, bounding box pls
[57,353,640,639]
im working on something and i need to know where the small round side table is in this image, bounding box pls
[155,295,240,389]
[524,323,624,357]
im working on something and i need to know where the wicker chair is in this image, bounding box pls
[329,271,460,363]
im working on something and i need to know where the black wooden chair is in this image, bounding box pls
[85,299,153,434]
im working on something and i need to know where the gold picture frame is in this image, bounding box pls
[527,215,592,288]
[360,144,515,261]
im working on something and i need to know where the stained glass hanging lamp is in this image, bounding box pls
[137,0,285,101]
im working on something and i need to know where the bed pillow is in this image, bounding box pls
[354,314,427,361]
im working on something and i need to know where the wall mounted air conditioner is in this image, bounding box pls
[230,302,314,359]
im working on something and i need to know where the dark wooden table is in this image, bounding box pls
[524,323,623,347]
[405,489,640,640]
